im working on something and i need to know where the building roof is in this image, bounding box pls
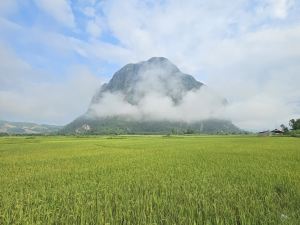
[271,129,283,133]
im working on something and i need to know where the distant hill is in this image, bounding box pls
[0,120,62,134]
[63,57,241,134]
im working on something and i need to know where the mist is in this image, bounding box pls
[89,87,226,122]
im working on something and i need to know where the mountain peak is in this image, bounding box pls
[143,57,179,73]
[147,56,169,62]
[91,57,203,105]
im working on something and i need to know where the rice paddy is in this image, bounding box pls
[0,135,299,224]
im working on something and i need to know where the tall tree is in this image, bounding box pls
[289,119,300,130]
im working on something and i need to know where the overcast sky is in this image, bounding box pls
[0,0,300,130]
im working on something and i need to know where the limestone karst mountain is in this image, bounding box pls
[62,57,240,134]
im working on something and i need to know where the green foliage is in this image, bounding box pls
[288,129,300,137]
[0,136,300,224]
[62,117,241,135]
[289,118,300,130]
[184,128,195,134]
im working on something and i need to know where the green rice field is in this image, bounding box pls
[0,136,299,224]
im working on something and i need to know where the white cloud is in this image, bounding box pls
[269,0,294,19]
[0,17,132,67]
[0,44,101,124]
[0,44,32,89]
[33,0,75,27]
[86,19,102,38]
[90,88,226,122]
[201,26,300,130]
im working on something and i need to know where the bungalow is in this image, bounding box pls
[271,129,284,135]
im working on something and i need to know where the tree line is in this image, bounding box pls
[280,118,300,135]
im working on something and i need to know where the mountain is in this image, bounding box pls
[63,57,240,134]
[0,120,62,135]
[90,57,204,106]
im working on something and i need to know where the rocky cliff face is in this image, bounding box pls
[90,57,204,107]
